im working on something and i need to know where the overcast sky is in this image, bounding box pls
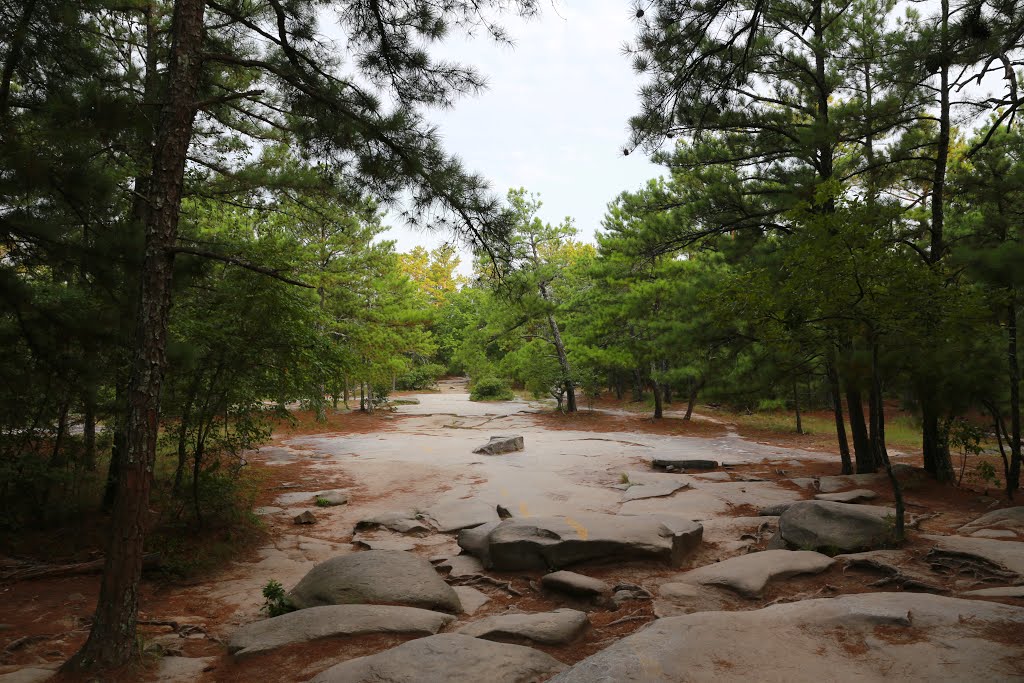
[381,1,663,257]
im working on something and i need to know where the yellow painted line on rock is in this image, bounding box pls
[519,502,530,517]
[565,516,589,540]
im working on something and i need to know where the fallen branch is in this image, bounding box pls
[1,553,161,582]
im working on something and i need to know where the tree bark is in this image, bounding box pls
[652,375,664,420]
[632,368,643,402]
[544,310,576,413]
[83,389,97,472]
[869,342,889,468]
[67,0,206,670]
[826,362,853,475]
[793,378,803,435]
[846,386,876,474]
[684,378,704,421]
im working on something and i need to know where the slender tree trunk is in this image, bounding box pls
[632,368,643,402]
[684,378,703,421]
[545,311,576,413]
[68,0,206,669]
[652,375,664,420]
[360,382,366,412]
[846,387,876,473]
[1008,296,1021,498]
[826,361,852,475]
[869,342,889,468]
[614,374,624,401]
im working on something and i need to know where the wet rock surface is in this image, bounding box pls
[308,633,566,683]
[287,550,462,613]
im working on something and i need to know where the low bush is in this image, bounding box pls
[470,376,514,401]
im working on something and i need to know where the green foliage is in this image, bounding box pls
[396,363,446,390]
[261,579,292,618]
[470,376,514,401]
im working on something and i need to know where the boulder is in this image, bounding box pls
[550,593,1024,682]
[355,511,430,535]
[540,571,611,597]
[757,502,796,516]
[813,489,878,504]
[453,586,491,615]
[473,435,524,455]
[457,609,589,645]
[652,459,718,471]
[424,500,501,532]
[352,535,417,552]
[674,549,835,598]
[778,501,895,552]
[309,633,566,683]
[923,534,1024,577]
[315,491,349,506]
[957,507,1024,536]
[459,514,703,570]
[294,510,317,525]
[228,605,454,657]
[287,550,462,613]
[457,520,502,567]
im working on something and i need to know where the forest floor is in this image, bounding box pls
[1,380,1020,682]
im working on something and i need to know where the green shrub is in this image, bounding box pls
[396,363,445,390]
[261,579,293,617]
[470,376,514,401]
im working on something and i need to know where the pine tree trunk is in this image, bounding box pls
[545,311,576,413]
[846,387,876,474]
[684,378,703,421]
[614,374,624,401]
[827,362,853,475]
[632,369,643,402]
[869,342,889,468]
[67,0,206,669]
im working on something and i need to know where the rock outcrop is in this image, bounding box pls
[458,514,703,570]
[778,501,894,552]
[229,605,454,657]
[309,633,566,683]
[550,593,1024,682]
[473,435,524,455]
[456,608,590,645]
[674,549,835,598]
[288,550,462,613]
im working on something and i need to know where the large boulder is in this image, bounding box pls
[473,435,524,455]
[288,550,462,613]
[309,633,566,683]
[550,593,1024,682]
[457,608,590,645]
[228,605,454,657]
[458,514,703,570]
[354,511,430,535]
[778,501,895,552]
[674,549,835,598]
